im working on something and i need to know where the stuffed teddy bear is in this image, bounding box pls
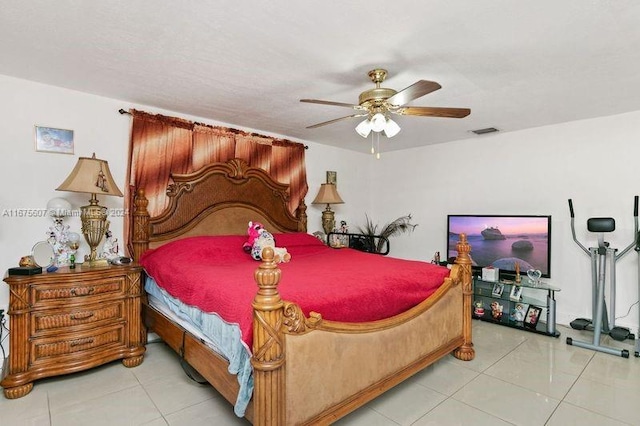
[244,221,291,263]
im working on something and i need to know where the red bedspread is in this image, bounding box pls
[140,233,450,348]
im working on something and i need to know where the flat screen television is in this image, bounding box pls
[447,215,552,278]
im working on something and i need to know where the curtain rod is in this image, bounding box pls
[118,108,308,149]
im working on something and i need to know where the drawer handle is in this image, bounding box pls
[70,312,95,321]
[70,338,94,347]
[70,287,95,296]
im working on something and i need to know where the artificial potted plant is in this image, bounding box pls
[355,214,418,254]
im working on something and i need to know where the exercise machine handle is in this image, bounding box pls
[569,199,575,218]
[568,198,589,255]
[616,196,639,259]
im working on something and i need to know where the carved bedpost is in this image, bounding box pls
[297,199,308,232]
[132,189,150,261]
[453,233,475,361]
[251,247,286,425]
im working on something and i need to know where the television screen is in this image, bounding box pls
[447,215,551,278]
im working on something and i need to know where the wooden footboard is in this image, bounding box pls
[251,242,474,425]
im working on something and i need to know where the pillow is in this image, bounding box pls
[271,232,326,248]
[140,235,250,266]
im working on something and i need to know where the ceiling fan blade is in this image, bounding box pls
[300,99,361,109]
[397,106,471,118]
[306,114,367,129]
[386,80,442,106]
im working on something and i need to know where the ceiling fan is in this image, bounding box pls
[301,69,470,138]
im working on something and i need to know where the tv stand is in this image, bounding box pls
[472,277,560,337]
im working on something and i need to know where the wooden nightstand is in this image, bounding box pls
[0,264,145,399]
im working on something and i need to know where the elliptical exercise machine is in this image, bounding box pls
[566,197,638,358]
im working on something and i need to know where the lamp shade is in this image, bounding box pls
[56,153,123,197]
[311,183,344,205]
[383,118,401,138]
[370,113,386,132]
[355,119,372,138]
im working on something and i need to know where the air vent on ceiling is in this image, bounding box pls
[470,127,499,135]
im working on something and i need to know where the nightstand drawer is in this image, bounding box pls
[32,301,125,335]
[30,324,126,364]
[32,277,125,306]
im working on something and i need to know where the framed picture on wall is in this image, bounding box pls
[35,126,74,154]
[326,171,337,186]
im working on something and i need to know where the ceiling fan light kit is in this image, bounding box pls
[301,68,470,141]
[383,118,401,138]
[355,119,372,138]
[370,113,387,132]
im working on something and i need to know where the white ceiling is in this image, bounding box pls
[2,1,640,153]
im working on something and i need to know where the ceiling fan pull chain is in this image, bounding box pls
[370,131,375,154]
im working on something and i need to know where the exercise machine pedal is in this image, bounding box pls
[609,326,631,341]
[570,318,591,330]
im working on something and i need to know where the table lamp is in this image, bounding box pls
[311,183,344,235]
[56,153,123,267]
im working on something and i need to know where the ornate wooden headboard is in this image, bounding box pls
[131,158,307,260]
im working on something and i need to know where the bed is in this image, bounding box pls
[130,158,474,425]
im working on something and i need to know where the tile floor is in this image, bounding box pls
[2,321,640,425]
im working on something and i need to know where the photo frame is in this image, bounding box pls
[510,303,529,322]
[326,171,337,186]
[509,285,523,302]
[35,126,74,154]
[491,282,504,297]
[524,305,543,329]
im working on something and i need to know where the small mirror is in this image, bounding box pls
[32,241,54,268]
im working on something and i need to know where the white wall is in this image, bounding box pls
[372,111,640,333]
[0,74,372,355]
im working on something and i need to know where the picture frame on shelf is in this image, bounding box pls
[510,303,529,322]
[491,282,504,297]
[524,305,543,329]
[35,126,74,154]
[509,285,523,301]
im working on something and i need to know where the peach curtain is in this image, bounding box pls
[128,111,194,216]
[192,124,236,169]
[124,109,308,253]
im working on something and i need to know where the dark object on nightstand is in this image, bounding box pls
[8,266,43,276]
